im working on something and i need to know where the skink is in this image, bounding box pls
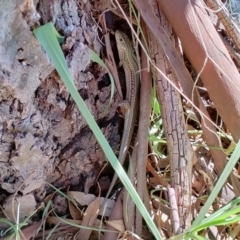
[105,30,139,201]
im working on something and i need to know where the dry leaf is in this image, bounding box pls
[68,191,96,206]
[76,197,100,240]
[105,219,124,232]
[68,191,115,217]
[67,189,82,220]
[68,201,82,220]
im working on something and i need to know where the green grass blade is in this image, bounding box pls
[186,232,208,240]
[33,23,162,240]
[191,198,240,233]
[201,198,240,224]
[190,139,240,230]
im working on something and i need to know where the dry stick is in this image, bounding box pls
[117,0,233,144]
[116,0,228,184]
[168,187,180,234]
[132,0,237,193]
[118,0,232,149]
[134,27,152,236]
[146,161,167,187]
[146,159,172,231]
[123,142,137,233]
[147,4,193,233]
[150,37,193,232]
[157,0,240,197]
[157,0,240,142]
[131,0,199,110]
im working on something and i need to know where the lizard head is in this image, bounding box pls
[115,30,133,59]
[115,30,132,48]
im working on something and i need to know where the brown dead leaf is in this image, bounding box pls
[67,189,82,220]
[76,197,100,240]
[155,210,171,235]
[68,191,96,206]
[43,192,55,204]
[68,201,82,220]
[147,161,167,186]
[68,191,115,217]
[105,219,124,232]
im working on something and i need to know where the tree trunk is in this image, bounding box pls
[0,0,116,222]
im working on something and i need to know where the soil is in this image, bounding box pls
[0,0,121,227]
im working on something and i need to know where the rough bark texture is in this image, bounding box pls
[0,0,119,221]
[156,70,192,232]
[148,10,193,232]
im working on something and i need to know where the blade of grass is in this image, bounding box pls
[33,23,162,240]
[191,198,240,233]
[190,139,240,230]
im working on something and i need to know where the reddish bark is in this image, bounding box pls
[158,0,240,142]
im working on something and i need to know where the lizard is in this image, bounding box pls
[104,30,140,202]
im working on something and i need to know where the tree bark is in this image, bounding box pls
[0,0,116,221]
[158,0,240,142]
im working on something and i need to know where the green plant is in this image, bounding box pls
[33,22,162,240]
